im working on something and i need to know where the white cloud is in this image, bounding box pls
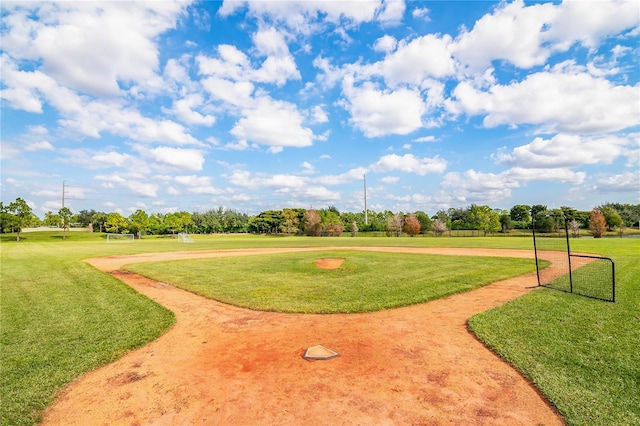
[251,27,300,86]
[451,0,639,73]
[412,7,430,21]
[316,167,368,185]
[593,172,640,193]
[24,141,54,152]
[300,161,315,175]
[197,29,300,88]
[506,167,586,184]
[163,94,216,126]
[340,78,426,137]
[452,1,556,71]
[493,134,631,168]
[218,1,401,33]
[308,105,329,124]
[544,1,640,51]
[2,2,187,97]
[442,170,518,204]
[375,34,456,85]
[373,35,397,53]
[224,169,340,204]
[230,97,315,150]
[137,146,205,172]
[447,71,640,133]
[412,136,436,143]
[174,175,221,195]
[381,176,400,184]
[95,173,158,198]
[92,151,134,168]
[371,154,447,175]
[201,77,255,107]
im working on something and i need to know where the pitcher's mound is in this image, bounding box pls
[314,258,345,269]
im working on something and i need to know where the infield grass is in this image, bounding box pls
[125,250,538,313]
[1,231,638,425]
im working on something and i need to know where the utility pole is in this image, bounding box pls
[363,174,368,225]
[62,180,67,209]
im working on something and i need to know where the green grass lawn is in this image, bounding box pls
[1,231,638,425]
[125,250,537,313]
[469,238,640,426]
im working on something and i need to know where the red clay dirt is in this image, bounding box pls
[42,247,567,425]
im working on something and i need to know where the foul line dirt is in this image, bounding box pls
[42,247,567,425]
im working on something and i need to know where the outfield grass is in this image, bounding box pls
[469,238,640,426]
[125,250,538,313]
[1,231,638,425]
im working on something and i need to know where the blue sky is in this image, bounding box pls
[1,0,638,217]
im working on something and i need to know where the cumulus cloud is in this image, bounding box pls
[95,173,159,197]
[230,97,315,151]
[593,172,640,193]
[136,146,205,172]
[374,34,456,85]
[1,2,187,97]
[218,1,404,33]
[371,154,447,175]
[174,175,222,194]
[224,169,340,204]
[451,0,640,73]
[340,78,426,137]
[493,134,631,168]
[163,94,216,126]
[447,71,640,133]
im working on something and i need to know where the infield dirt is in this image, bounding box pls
[42,247,566,425]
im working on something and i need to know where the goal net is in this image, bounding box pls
[177,232,194,243]
[106,233,135,243]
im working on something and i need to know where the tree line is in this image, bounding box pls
[1,198,639,241]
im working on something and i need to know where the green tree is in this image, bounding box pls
[499,211,513,233]
[43,211,61,227]
[8,198,33,241]
[320,208,343,236]
[468,205,500,236]
[600,206,623,231]
[58,207,73,240]
[105,212,129,234]
[165,211,192,235]
[280,208,300,234]
[414,211,432,234]
[128,209,149,238]
[76,209,97,227]
[531,204,548,217]
[92,212,108,233]
[510,204,531,223]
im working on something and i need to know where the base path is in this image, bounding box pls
[42,247,566,425]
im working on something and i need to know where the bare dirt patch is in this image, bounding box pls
[42,247,566,425]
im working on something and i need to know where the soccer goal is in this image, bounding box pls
[532,213,615,302]
[106,233,135,243]
[177,232,194,243]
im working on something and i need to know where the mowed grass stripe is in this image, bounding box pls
[125,250,539,314]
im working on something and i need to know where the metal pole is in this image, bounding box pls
[364,174,368,225]
[532,215,541,286]
[564,214,573,294]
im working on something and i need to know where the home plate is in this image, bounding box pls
[303,345,339,360]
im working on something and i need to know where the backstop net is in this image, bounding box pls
[532,214,615,302]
